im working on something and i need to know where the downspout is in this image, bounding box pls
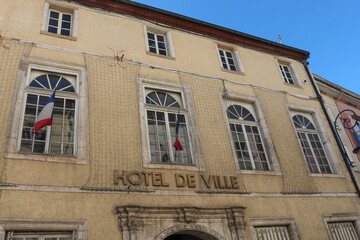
[303,60,360,198]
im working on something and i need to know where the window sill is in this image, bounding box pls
[238,170,282,176]
[143,162,204,171]
[4,152,87,165]
[310,173,345,178]
[40,31,77,41]
[146,51,175,60]
[221,68,245,76]
[283,82,303,89]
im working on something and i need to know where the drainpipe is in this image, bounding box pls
[303,60,360,198]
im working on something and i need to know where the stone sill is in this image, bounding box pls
[146,51,175,60]
[4,152,87,165]
[40,31,77,41]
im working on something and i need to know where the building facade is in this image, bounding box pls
[0,0,359,239]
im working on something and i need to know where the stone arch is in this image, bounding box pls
[153,223,226,240]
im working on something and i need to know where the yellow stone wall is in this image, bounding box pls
[0,0,359,239]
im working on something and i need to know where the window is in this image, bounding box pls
[8,232,73,240]
[254,226,291,240]
[278,63,295,84]
[19,70,77,156]
[144,26,174,57]
[327,222,359,240]
[226,104,270,171]
[47,10,72,36]
[292,114,333,174]
[145,90,192,165]
[216,45,244,73]
[0,219,86,240]
[249,218,300,240]
[324,214,360,240]
[40,2,78,39]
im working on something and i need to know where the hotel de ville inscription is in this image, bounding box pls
[114,170,241,190]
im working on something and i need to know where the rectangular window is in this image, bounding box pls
[9,232,73,240]
[40,2,78,39]
[48,10,72,36]
[147,32,167,56]
[218,49,237,71]
[216,45,244,73]
[254,226,291,240]
[328,222,359,240]
[278,63,296,84]
[144,26,174,58]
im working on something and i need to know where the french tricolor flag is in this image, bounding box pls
[173,114,183,151]
[33,91,56,135]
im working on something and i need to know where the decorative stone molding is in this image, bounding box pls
[176,207,200,223]
[115,205,246,240]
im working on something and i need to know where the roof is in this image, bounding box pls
[73,0,310,61]
[314,74,360,102]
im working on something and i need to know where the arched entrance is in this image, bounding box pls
[164,230,218,240]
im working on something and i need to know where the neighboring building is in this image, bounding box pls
[0,0,359,239]
[315,74,360,184]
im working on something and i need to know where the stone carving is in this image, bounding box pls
[176,207,200,223]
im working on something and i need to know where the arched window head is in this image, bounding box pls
[146,91,181,108]
[29,74,75,92]
[292,115,315,130]
[227,104,255,122]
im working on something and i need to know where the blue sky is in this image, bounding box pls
[131,0,360,95]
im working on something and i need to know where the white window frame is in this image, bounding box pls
[287,103,341,176]
[248,217,300,240]
[323,214,360,240]
[137,77,204,171]
[220,92,280,174]
[5,57,87,164]
[143,25,175,58]
[0,219,86,240]
[215,44,244,73]
[275,58,300,85]
[41,2,79,39]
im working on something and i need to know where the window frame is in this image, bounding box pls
[287,103,341,176]
[226,102,271,171]
[248,217,300,240]
[18,70,78,156]
[215,44,244,74]
[40,1,78,40]
[143,25,175,58]
[275,58,300,86]
[323,214,360,240]
[137,77,204,171]
[5,58,87,164]
[0,219,86,240]
[220,92,280,174]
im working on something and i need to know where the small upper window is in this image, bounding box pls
[48,10,72,36]
[147,32,167,56]
[41,2,78,39]
[292,114,333,174]
[216,45,244,73]
[278,62,298,85]
[219,49,237,71]
[144,26,174,58]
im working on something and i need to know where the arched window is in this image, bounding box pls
[292,114,332,173]
[145,90,192,165]
[20,72,77,156]
[227,104,270,171]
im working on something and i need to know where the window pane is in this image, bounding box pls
[61,29,70,36]
[49,19,58,27]
[62,14,71,21]
[48,26,58,34]
[50,11,59,18]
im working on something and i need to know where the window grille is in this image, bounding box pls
[328,222,359,240]
[254,226,291,240]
